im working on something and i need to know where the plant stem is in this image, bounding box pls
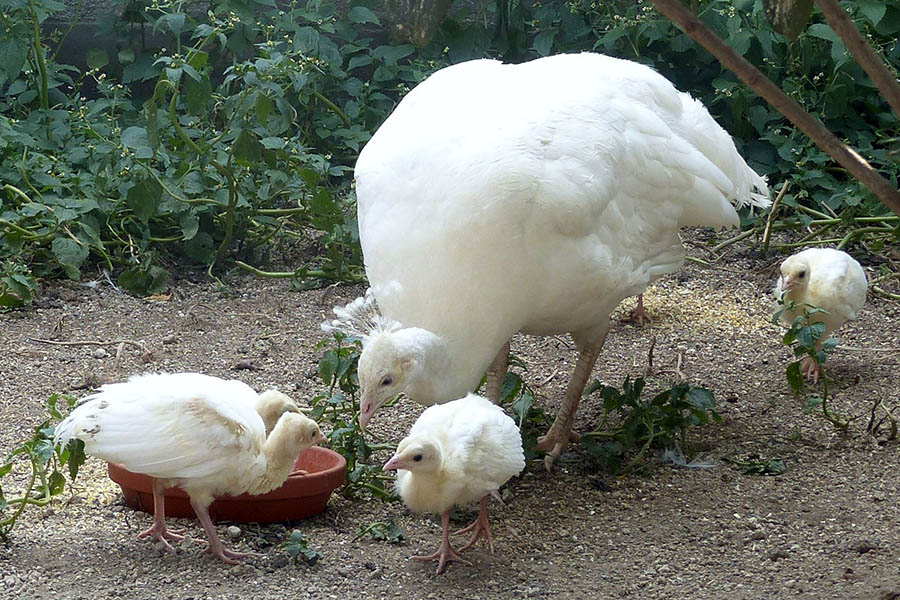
[836,226,895,249]
[312,90,351,128]
[761,181,789,252]
[28,0,49,110]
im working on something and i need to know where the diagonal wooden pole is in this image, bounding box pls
[649,0,900,217]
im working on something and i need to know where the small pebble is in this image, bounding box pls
[227,525,242,540]
[92,348,109,359]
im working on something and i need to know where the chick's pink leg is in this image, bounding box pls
[190,498,262,564]
[411,508,472,574]
[801,356,821,384]
[138,478,185,549]
[453,496,495,553]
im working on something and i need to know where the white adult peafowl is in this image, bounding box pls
[54,373,327,564]
[328,52,770,469]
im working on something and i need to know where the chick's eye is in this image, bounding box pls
[798,271,806,278]
[381,376,393,387]
[413,454,423,462]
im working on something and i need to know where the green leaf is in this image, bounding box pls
[319,349,339,385]
[48,470,66,495]
[179,211,200,240]
[51,238,89,280]
[859,0,887,26]
[348,6,380,24]
[0,38,29,81]
[118,48,136,65]
[126,179,163,224]
[261,137,286,150]
[86,48,109,70]
[184,231,215,264]
[118,265,168,296]
[786,362,804,395]
[121,126,154,159]
[686,387,716,412]
[255,93,274,124]
[158,12,186,37]
[232,129,262,164]
[183,71,212,114]
[796,322,826,348]
[533,29,557,56]
[65,439,86,480]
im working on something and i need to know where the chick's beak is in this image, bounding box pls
[315,430,328,445]
[382,455,404,472]
[781,275,794,291]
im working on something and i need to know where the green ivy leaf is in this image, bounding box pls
[126,179,163,224]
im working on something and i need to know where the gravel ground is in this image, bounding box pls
[1,239,899,600]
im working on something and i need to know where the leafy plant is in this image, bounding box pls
[493,356,549,462]
[282,528,321,564]
[773,298,850,430]
[1,394,85,542]
[311,331,397,500]
[0,0,433,299]
[728,455,787,475]
[581,376,721,474]
[353,519,405,544]
[0,260,38,309]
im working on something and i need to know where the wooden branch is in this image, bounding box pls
[649,0,900,217]
[815,0,900,120]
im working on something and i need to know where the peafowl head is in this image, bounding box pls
[255,390,301,435]
[779,254,810,295]
[382,434,442,473]
[357,329,420,431]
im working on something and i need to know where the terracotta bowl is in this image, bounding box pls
[107,446,346,523]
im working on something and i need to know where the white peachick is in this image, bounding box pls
[54,372,326,564]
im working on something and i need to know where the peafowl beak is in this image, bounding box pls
[358,398,376,432]
[382,455,405,472]
[781,275,794,291]
[315,430,328,445]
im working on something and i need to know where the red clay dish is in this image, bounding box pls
[107,446,346,523]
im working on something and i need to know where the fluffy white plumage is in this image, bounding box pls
[774,248,867,381]
[54,373,326,563]
[383,394,524,574]
[348,52,771,466]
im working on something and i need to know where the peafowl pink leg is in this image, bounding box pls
[485,341,510,403]
[536,333,607,471]
[138,478,185,549]
[453,496,494,553]
[625,294,651,325]
[411,508,472,574]
[191,498,262,564]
